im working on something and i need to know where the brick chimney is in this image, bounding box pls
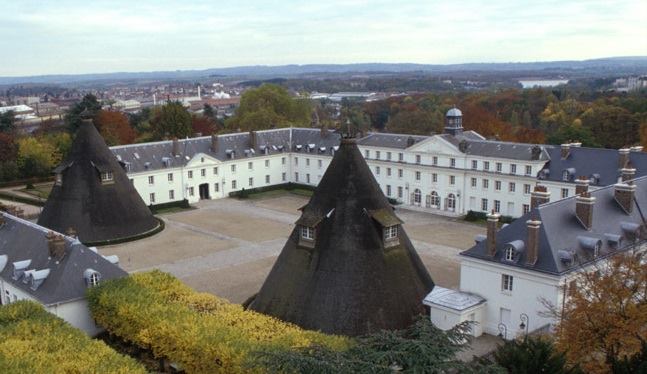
[621,167,636,183]
[65,227,77,238]
[618,148,630,169]
[575,191,596,230]
[210,134,218,153]
[575,176,590,195]
[614,183,636,214]
[530,184,551,210]
[560,143,571,159]
[526,219,542,266]
[486,211,500,257]
[249,130,257,149]
[172,137,180,157]
[46,231,66,260]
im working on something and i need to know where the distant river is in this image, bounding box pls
[519,79,569,88]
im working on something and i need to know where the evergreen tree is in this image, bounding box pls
[65,94,102,132]
[492,337,581,374]
[150,101,192,139]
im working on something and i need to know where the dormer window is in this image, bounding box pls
[101,171,113,184]
[502,240,524,262]
[301,226,315,240]
[505,247,514,261]
[367,208,403,249]
[384,225,398,240]
[84,269,101,287]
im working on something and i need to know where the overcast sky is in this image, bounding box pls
[1,0,645,77]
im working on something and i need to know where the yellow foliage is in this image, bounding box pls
[88,270,350,374]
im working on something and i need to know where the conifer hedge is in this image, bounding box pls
[0,301,146,374]
[87,270,350,373]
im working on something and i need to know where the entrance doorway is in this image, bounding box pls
[199,183,210,200]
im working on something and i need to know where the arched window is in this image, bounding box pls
[413,189,421,206]
[430,191,440,208]
[562,170,569,181]
[447,193,456,211]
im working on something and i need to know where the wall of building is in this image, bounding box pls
[459,258,561,339]
[429,304,485,337]
[47,299,102,336]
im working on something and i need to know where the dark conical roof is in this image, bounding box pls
[38,120,159,244]
[250,138,434,336]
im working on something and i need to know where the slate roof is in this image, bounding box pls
[38,120,159,244]
[250,138,434,336]
[357,133,427,149]
[539,146,647,186]
[461,176,647,275]
[423,286,485,312]
[0,213,127,305]
[111,128,341,174]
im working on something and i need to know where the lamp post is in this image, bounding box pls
[519,313,529,339]
[497,323,508,340]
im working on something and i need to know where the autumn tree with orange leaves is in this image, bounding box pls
[94,110,137,145]
[542,250,647,373]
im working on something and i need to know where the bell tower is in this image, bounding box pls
[445,106,463,136]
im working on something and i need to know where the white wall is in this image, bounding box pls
[429,304,485,337]
[47,299,102,336]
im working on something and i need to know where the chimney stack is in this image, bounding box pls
[172,137,180,157]
[526,219,542,266]
[486,211,500,257]
[530,184,551,210]
[46,231,66,260]
[575,191,596,230]
[211,134,218,153]
[65,227,77,238]
[560,143,571,159]
[249,130,257,149]
[575,176,590,195]
[614,183,636,214]
[618,148,630,169]
[621,167,636,183]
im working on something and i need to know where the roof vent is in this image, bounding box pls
[12,259,31,280]
[558,249,575,265]
[604,233,623,249]
[24,268,50,290]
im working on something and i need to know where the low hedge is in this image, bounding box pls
[0,191,45,207]
[228,182,316,198]
[148,198,190,214]
[0,301,146,374]
[88,271,350,373]
[464,210,515,224]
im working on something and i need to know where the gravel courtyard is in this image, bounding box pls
[101,193,485,304]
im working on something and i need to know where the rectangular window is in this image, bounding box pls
[265,175,270,184]
[416,155,421,164]
[306,158,310,167]
[432,173,438,183]
[265,159,270,167]
[484,161,490,171]
[502,274,514,291]
[214,183,219,192]
[483,179,489,189]
[376,151,381,159]
[318,160,322,168]
[248,162,253,170]
[231,180,237,189]
[387,152,392,161]
[495,181,502,191]
[282,172,286,181]
[481,199,488,211]
[248,177,253,187]
[449,175,455,185]
[432,156,437,165]
[494,200,501,213]
[562,188,569,198]
[524,184,531,194]
[471,177,477,187]
[397,186,403,198]
[398,153,404,162]
[510,164,517,175]
[301,226,315,240]
[525,165,532,176]
[509,182,516,192]
[386,185,392,196]
[189,187,195,196]
[471,160,478,170]
[213,167,218,175]
[149,193,155,204]
[148,176,154,185]
[523,204,530,214]
[167,173,173,182]
[306,174,311,184]
[188,170,193,179]
[450,158,456,168]
[295,172,299,182]
[415,171,421,181]
[365,150,370,158]
[398,169,403,178]
[295,157,299,165]
[168,190,174,200]
[387,168,392,177]
[231,164,236,173]
[496,162,502,173]
[282,157,286,165]
[376,166,381,175]
[201,168,206,177]
[101,171,113,182]
[384,226,398,240]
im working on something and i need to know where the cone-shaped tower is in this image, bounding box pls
[38,118,159,244]
[250,138,434,336]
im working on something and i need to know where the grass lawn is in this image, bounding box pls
[244,188,314,200]
[19,183,53,199]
